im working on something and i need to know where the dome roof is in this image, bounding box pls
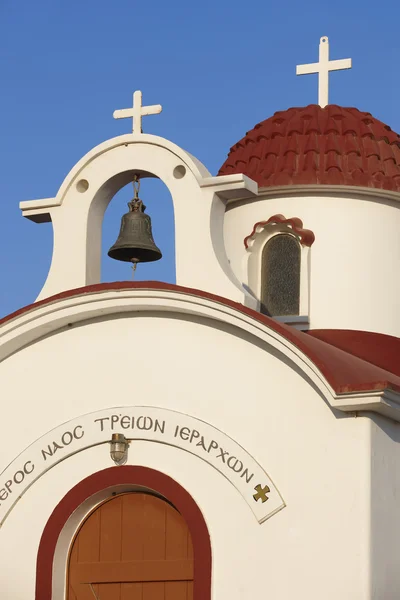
[218,105,400,192]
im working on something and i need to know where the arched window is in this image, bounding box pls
[260,234,301,316]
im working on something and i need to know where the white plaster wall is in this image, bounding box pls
[369,414,400,599]
[0,311,370,599]
[224,193,400,336]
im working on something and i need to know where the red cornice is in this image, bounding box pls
[1,281,400,395]
[307,329,400,378]
[244,214,315,249]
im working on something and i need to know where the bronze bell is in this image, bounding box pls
[108,196,162,264]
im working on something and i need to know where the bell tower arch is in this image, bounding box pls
[21,127,257,303]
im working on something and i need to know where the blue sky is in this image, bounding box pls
[0,0,398,317]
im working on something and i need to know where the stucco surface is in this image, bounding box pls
[0,308,370,599]
[225,192,400,336]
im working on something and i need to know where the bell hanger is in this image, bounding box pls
[108,174,162,279]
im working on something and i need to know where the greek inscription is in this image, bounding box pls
[74,426,84,439]
[61,431,73,446]
[227,456,243,473]
[173,426,255,486]
[179,427,190,441]
[216,448,229,463]
[111,415,119,429]
[94,417,110,431]
[41,428,84,461]
[13,470,24,484]
[190,430,200,443]
[241,468,254,484]
[41,441,62,460]
[137,416,153,431]
[154,419,165,434]
[0,461,36,506]
[95,415,166,436]
[207,440,218,453]
[196,436,208,452]
[0,412,265,517]
[121,416,131,429]
[41,446,53,461]
[24,461,34,474]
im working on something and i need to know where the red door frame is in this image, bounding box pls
[36,466,212,600]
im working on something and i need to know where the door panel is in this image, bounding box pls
[67,493,194,600]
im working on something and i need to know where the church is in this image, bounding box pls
[1,36,400,599]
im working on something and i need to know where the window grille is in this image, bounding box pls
[260,234,300,316]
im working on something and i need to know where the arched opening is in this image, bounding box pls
[68,492,193,600]
[101,176,176,284]
[260,234,301,316]
[36,467,211,600]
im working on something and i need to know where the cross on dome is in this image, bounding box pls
[296,36,352,108]
[113,90,162,134]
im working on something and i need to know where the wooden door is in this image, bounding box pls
[67,493,194,600]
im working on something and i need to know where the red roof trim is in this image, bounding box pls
[244,214,315,248]
[1,281,400,396]
[308,329,400,378]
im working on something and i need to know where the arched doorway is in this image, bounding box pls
[36,467,211,600]
[68,492,193,600]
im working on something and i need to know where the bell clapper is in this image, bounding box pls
[130,179,140,281]
[131,259,139,280]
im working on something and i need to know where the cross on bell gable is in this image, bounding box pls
[113,90,162,134]
[296,36,352,108]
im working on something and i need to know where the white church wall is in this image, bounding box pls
[224,191,400,337]
[369,414,400,599]
[0,307,371,599]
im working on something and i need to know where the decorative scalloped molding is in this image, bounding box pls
[244,214,316,249]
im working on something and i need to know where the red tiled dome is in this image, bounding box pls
[218,105,400,192]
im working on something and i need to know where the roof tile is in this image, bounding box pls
[219,104,400,193]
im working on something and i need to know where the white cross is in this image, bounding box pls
[113,90,162,134]
[296,36,352,108]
